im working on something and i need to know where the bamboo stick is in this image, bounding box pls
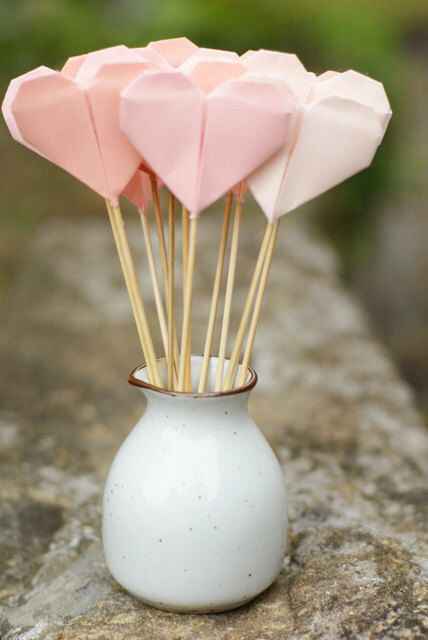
[150,178,179,377]
[223,222,274,390]
[182,205,190,298]
[167,193,176,389]
[150,176,168,284]
[106,200,160,386]
[178,217,198,391]
[198,192,233,392]
[140,210,168,372]
[215,196,242,391]
[184,326,192,390]
[181,206,192,390]
[237,220,279,387]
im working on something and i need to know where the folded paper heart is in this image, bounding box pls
[122,166,154,211]
[179,50,244,94]
[122,162,165,211]
[242,50,392,220]
[183,47,240,65]
[145,37,199,68]
[2,45,158,203]
[242,49,315,101]
[137,37,240,70]
[182,50,249,203]
[121,63,296,216]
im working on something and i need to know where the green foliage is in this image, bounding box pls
[0,0,425,274]
[0,1,411,79]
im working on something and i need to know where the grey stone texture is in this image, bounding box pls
[1,213,427,639]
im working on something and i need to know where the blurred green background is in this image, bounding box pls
[1,1,427,412]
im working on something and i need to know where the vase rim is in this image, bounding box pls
[128,356,258,398]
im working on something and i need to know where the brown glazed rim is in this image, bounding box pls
[128,358,258,398]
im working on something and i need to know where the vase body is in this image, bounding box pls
[102,357,287,613]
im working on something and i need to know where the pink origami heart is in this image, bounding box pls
[122,166,155,210]
[4,67,108,194]
[180,50,244,94]
[145,37,198,67]
[242,51,392,220]
[184,47,240,64]
[121,68,295,215]
[241,49,315,101]
[179,52,249,200]
[2,46,157,202]
[136,38,239,71]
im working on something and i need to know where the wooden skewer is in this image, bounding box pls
[182,206,192,391]
[140,210,169,375]
[178,217,198,391]
[150,176,169,284]
[182,205,190,300]
[106,200,160,386]
[198,192,233,392]
[167,193,176,389]
[185,318,192,390]
[223,222,274,391]
[215,194,242,391]
[184,216,195,393]
[237,220,279,387]
[151,178,180,374]
[150,178,180,376]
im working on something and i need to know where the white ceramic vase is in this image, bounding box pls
[102,356,287,613]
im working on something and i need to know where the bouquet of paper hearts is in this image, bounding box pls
[3,37,391,393]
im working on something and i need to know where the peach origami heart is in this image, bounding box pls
[134,37,200,70]
[121,66,295,215]
[242,51,392,220]
[144,37,198,67]
[2,46,157,202]
[183,47,240,65]
[136,37,239,70]
[122,166,154,210]
[179,49,244,94]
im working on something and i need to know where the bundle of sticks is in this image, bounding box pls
[108,181,278,392]
[2,37,391,393]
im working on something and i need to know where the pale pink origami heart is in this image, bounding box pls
[242,51,392,220]
[184,47,240,65]
[122,166,155,210]
[180,49,244,94]
[242,49,315,101]
[2,46,156,202]
[145,37,198,67]
[133,37,198,70]
[121,67,295,215]
[136,38,240,70]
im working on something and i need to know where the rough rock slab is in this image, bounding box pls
[1,211,428,639]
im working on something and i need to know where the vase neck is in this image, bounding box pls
[142,390,250,419]
[129,356,257,399]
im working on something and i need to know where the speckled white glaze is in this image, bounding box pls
[102,357,287,613]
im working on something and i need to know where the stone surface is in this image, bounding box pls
[353,53,428,415]
[1,211,428,639]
